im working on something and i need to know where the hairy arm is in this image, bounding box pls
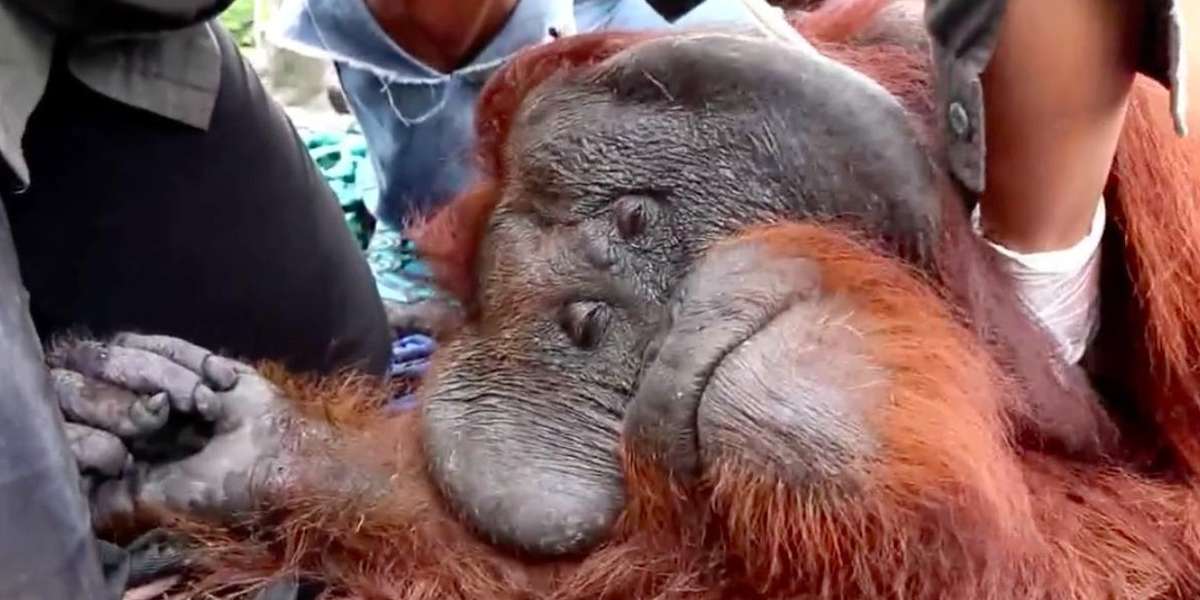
[622,223,1038,597]
[52,333,523,597]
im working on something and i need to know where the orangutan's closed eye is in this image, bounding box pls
[559,301,612,349]
[69,4,1200,596]
[613,194,658,240]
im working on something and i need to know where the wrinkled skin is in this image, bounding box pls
[51,334,295,528]
[52,6,1199,595]
[56,30,944,559]
[420,31,942,555]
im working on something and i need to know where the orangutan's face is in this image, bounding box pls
[419,32,940,557]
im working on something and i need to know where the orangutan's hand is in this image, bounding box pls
[50,334,296,528]
[383,297,464,340]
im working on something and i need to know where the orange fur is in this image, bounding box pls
[790,0,893,42]
[139,1,1200,598]
[171,225,1200,599]
[696,223,1039,597]
[693,225,1200,599]
[820,39,1120,459]
[406,181,500,310]
[1106,78,1200,476]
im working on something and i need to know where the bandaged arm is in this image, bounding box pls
[972,198,1105,364]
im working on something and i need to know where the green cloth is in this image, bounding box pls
[299,124,378,250]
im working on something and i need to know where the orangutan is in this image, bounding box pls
[54,1,1200,598]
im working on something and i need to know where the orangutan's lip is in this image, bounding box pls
[696,311,781,403]
[625,291,802,480]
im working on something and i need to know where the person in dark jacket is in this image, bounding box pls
[0,1,390,597]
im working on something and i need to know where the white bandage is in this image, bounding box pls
[971,198,1106,364]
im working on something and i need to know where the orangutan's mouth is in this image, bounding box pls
[621,290,801,482]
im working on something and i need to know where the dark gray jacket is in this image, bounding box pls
[0,4,231,599]
[0,0,233,185]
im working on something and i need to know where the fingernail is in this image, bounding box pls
[144,392,167,414]
[202,357,239,391]
[193,386,221,420]
[130,393,169,430]
[212,367,239,391]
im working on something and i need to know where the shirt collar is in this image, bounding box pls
[0,2,54,185]
[0,2,221,186]
[70,24,223,131]
[271,0,577,85]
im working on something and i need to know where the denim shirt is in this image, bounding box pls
[271,0,770,228]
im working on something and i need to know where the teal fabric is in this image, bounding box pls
[364,224,439,305]
[298,124,378,249]
[299,123,441,308]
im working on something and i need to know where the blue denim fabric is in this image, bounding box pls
[273,0,768,307]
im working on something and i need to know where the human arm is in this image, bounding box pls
[927,0,1188,250]
[923,0,1190,365]
[1184,0,1200,133]
[977,0,1145,252]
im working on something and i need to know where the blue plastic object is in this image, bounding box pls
[385,333,436,413]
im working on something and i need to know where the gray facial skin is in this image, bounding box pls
[421,31,942,557]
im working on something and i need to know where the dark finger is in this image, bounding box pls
[52,369,169,437]
[130,393,170,432]
[112,333,242,390]
[385,299,464,339]
[64,422,129,478]
[56,340,217,417]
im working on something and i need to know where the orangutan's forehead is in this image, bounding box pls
[503,38,816,178]
[585,33,826,110]
[489,31,943,270]
[511,31,914,152]
[503,33,926,198]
